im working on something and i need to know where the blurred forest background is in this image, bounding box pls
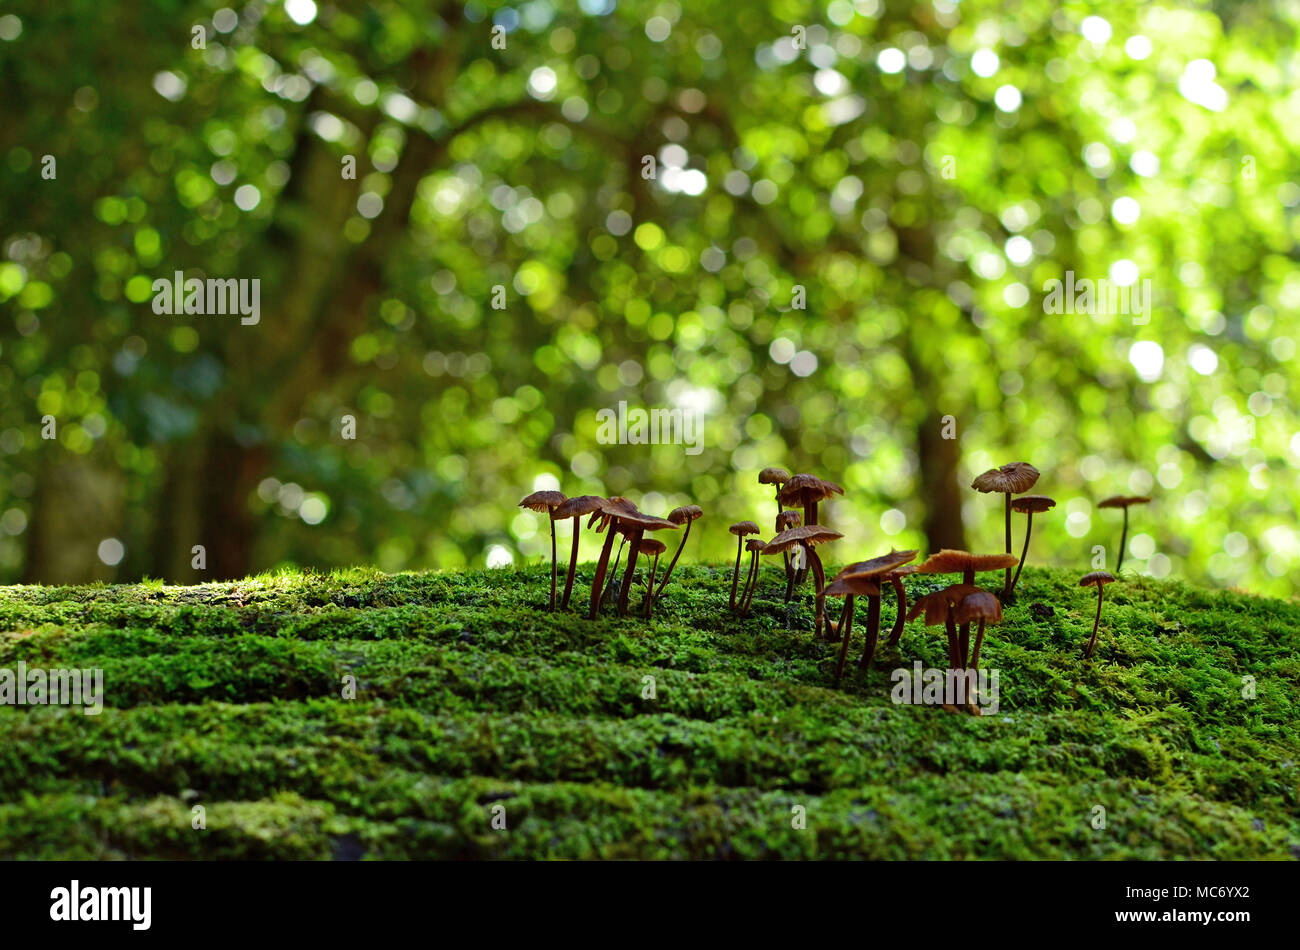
[1,0,1298,597]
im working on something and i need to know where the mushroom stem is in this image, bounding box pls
[560,516,581,610]
[548,514,558,611]
[1085,586,1105,658]
[959,566,975,661]
[729,536,744,613]
[1006,511,1034,598]
[588,525,618,620]
[1116,508,1129,573]
[1003,492,1013,595]
[654,520,692,600]
[603,535,626,608]
[740,548,760,615]
[970,619,987,670]
[887,575,907,646]
[783,560,796,603]
[808,546,828,639]
[834,595,856,680]
[858,593,882,671]
[643,551,661,619]
[944,614,961,670]
[617,528,644,616]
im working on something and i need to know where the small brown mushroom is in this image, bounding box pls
[1097,495,1151,573]
[835,549,918,670]
[518,490,568,610]
[638,537,668,619]
[728,521,762,614]
[588,497,645,619]
[953,589,1003,672]
[739,538,767,615]
[762,524,843,639]
[775,508,802,600]
[972,462,1041,595]
[821,573,882,680]
[553,495,607,610]
[758,467,791,526]
[905,583,981,710]
[777,474,844,589]
[884,565,918,647]
[1079,570,1116,658]
[655,505,704,600]
[612,508,679,617]
[1006,494,1057,598]
[917,550,1017,665]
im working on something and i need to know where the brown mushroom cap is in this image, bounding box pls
[519,490,567,513]
[1097,495,1152,509]
[953,590,1003,625]
[761,524,844,554]
[907,584,982,625]
[775,509,803,530]
[917,549,1018,575]
[1079,571,1117,587]
[971,462,1040,495]
[758,467,791,485]
[638,537,668,556]
[836,549,919,581]
[554,494,607,519]
[1011,494,1057,514]
[884,565,918,581]
[744,538,767,552]
[822,574,882,598]
[667,504,704,525]
[777,473,845,507]
[729,521,761,536]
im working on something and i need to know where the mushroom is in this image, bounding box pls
[1006,494,1057,598]
[953,589,1003,672]
[758,467,791,526]
[639,537,668,619]
[775,508,802,600]
[1079,570,1116,658]
[655,505,704,600]
[916,550,1018,665]
[905,583,981,709]
[971,462,1041,596]
[553,495,607,610]
[834,549,918,671]
[587,497,648,619]
[821,573,882,681]
[884,565,918,647]
[518,490,567,610]
[728,522,761,614]
[777,474,844,588]
[1097,496,1151,573]
[762,524,843,639]
[739,538,767,616]
[612,508,679,617]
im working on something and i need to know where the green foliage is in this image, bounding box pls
[0,564,1296,858]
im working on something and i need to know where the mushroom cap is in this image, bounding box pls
[1079,571,1117,587]
[729,520,761,536]
[554,494,607,519]
[836,549,919,580]
[917,549,1018,575]
[971,462,1040,494]
[953,590,1003,625]
[822,574,882,598]
[1011,494,1057,514]
[638,537,668,556]
[777,473,845,507]
[775,509,803,530]
[518,490,567,512]
[758,467,791,485]
[599,497,678,531]
[762,524,843,554]
[884,565,918,580]
[1098,495,1152,509]
[667,504,704,525]
[906,584,983,625]
[744,538,767,552]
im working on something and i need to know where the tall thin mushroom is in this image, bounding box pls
[614,509,679,617]
[885,565,917,647]
[776,509,802,601]
[833,550,918,671]
[777,475,843,588]
[822,573,881,681]
[518,490,567,610]
[762,525,843,639]
[1097,496,1151,573]
[739,538,767,616]
[1079,570,1116,658]
[759,468,791,589]
[727,522,761,614]
[587,497,640,620]
[655,505,703,599]
[639,537,668,619]
[553,495,606,610]
[972,462,1040,596]
[1006,495,1057,598]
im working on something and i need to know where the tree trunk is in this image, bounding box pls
[917,412,966,552]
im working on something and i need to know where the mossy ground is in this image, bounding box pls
[0,563,1297,859]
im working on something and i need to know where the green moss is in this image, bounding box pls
[0,564,1297,859]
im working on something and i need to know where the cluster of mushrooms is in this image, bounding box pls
[519,464,1156,690]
